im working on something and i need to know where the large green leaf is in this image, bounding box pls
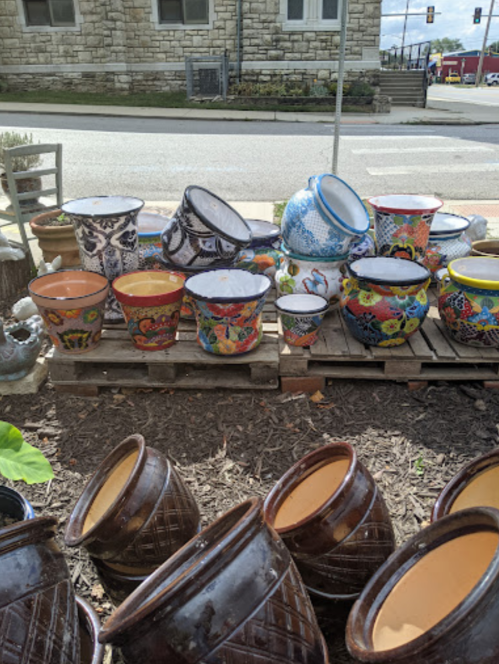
[0,421,54,485]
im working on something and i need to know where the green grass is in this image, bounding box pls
[273,201,287,226]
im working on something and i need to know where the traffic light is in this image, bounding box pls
[426,6,435,23]
[474,7,482,23]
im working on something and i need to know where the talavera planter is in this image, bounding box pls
[346,507,499,664]
[263,443,395,602]
[0,516,80,664]
[65,434,200,570]
[99,498,329,664]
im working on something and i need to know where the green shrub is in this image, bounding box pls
[0,131,42,173]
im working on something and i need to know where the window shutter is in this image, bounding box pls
[24,0,51,26]
[287,0,304,20]
[159,0,183,22]
[322,0,338,20]
[183,0,209,24]
[48,0,76,25]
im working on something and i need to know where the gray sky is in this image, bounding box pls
[380,0,499,51]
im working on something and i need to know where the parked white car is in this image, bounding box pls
[485,73,499,86]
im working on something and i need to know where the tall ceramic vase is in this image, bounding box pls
[62,196,144,322]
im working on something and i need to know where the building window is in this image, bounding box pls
[23,0,75,26]
[282,0,341,30]
[158,0,208,24]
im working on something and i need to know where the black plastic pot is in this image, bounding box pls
[0,485,35,524]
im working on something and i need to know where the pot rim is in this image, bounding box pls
[184,268,272,304]
[429,212,470,237]
[448,256,499,291]
[275,294,329,315]
[347,257,431,287]
[0,515,57,555]
[367,194,444,215]
[29,208,73,230]
[0,485,35,521]
[112,270,185,307]
[245,218,281,243]
[346,506,499,661]
[312,174,370,236]
[137,212,171,238]
[28,270,110,303]
[99,498,262,644]
[76,595,105,664]
[281,242,349,263]
[156,255,228,274]
[61,196,145,219]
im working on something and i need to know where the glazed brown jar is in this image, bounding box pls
[0,516,80,664]
[346,507,499,663]
[77,595,105,664]
[65,434,200,570]
[263,442,395,601]
[99,498,329,664]
[432,447,499,521]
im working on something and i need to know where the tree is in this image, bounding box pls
[430,38,465,54]
[488,41,499,53]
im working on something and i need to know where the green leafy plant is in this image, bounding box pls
[0,421,54,484]
[0,131,42,173]
[414,454,425,477]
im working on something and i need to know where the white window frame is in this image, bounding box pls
[151,0,215,30]
[279,0,342,31]
[16,0,82,32]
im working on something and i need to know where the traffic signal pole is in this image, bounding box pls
[476,0,495,86]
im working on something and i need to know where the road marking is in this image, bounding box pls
[428,95,499,107]
[368,163,499,175]
[343,134,446,141]
[353,146,494,155]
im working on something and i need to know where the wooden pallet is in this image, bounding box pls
[279,291,499,383]
[47,297,279,393]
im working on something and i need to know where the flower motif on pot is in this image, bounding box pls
[235,248,283,278]
[424,233,472,275]
[121,302,181,351]
[61,309,82,319]
[39,302,107,354]
[348,233,376,263]
[194,300,264,355]
[280,312,325,347]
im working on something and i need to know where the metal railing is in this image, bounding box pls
[380,41,431,107]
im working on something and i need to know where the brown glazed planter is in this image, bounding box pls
[77,595,105,664]
[432,447,499,521]
[65,434,200,570]
[0,516,80,664]
[99,498,329,664]
[29,208,80,267]
[346,507,499,663]
[91,557,150,605]
[263,443,395,601]
[471,239,499,258]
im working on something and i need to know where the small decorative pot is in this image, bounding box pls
[348,232,376,264]
[185,269,272,355]
[0,317,44,380]
[99,498,329,664]
[77,595,105,664]
[29,208,80,267]
[29,270,109,354]
[438,257,499,347]
[137,212,170,270]
[1,172,42,204]
[90,558,150,606]
[0,516,80,664]
[235,218,283,277]
[282,174,370,257]
[346,507,499,664]
[471,239,499,257]
[263,443,395,602]
[276,243,348,307]
[112,271,184,351]
[65,434,200,570]
[0,485,35,523]
[275,293,329,347]
[162,186,252,268]
[62,196,144,322]
[369,194,443,263]
[423,212,471,275]
[341,257,431,347]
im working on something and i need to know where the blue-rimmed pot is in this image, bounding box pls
[162,186,252,268]
[138,212,171,270]
[424,212,471,276]
[185,269,272,355]
[0,486,35,525]
[275,242,348,307]
[281,174,370,257]
[235,219,283,277]
[275,294,328,347]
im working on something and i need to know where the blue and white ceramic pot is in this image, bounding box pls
[275,243,348,308]
[423,213,471,276]
[62,196,144,322]
[348,233,376,264]
[281,174,370,257]
[138,212,170,270]
[275,294,328,347]
[235,219,283,277]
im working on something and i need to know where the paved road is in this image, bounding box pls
[428,84,499,107]
[1,113,499,201]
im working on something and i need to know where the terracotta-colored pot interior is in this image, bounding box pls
[114,272,183,297]
[83,450,139,535]
[30,271,108,299]
[450,465,499,514]
[372,531,499,652]
[274,458,350,530]
[471,241,499,257]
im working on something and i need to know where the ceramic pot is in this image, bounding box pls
[154,258,200,320]
[0,316,43,380]
[29,270,109,354]
[369,194,443,263]
[1,172,42,204]
[62,196,144,322]
[346,507,499,663]
[162,186,252,268]
[282,174,370,257]
[138,212,170,270]
[65,434,200,570]
[348,232,376,264]
[235,218,283,277]
[99,498,329,664]
[185,269,272,355]
[91,558,150,605]
[438,257,499,347]
[77,595,105,664]
[112,271,184,351]
[341,257,431,347]
[276,243,348,307]
[0,485,35,523]
[471,239,499,257]
[0,516,80,664]
[275,293,329,347]
[432,448,499,521]
[29,208,80,267]
[423,212,471,275]
[263,443,395,602]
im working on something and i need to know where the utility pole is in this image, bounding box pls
[332,0,349,175]
[476,0,495,86]
[400,0,411,52]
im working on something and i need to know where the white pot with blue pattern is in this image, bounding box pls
[281,174,370,257]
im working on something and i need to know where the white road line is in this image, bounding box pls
[353,146,494,155]
[343,134,445,140]
[429,95,499,107]
[368,163,499,175]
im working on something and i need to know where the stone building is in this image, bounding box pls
[0,0,381,93]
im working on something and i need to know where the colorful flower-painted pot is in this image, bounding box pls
[235,219,283,277]
[112,271,184,351]
[424,212,471,275]
[62,196,144,323]
[282,174,370,257]
[275,294,329,347]
[162,186,252,268]
[348,232,376,264]
[276,243,348,308]
[29,270,109,354]
[341,257,431,347]
[138,212,170,270]
[185,269,272,355]
[438,257,499,347]
[369,194,443,263]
